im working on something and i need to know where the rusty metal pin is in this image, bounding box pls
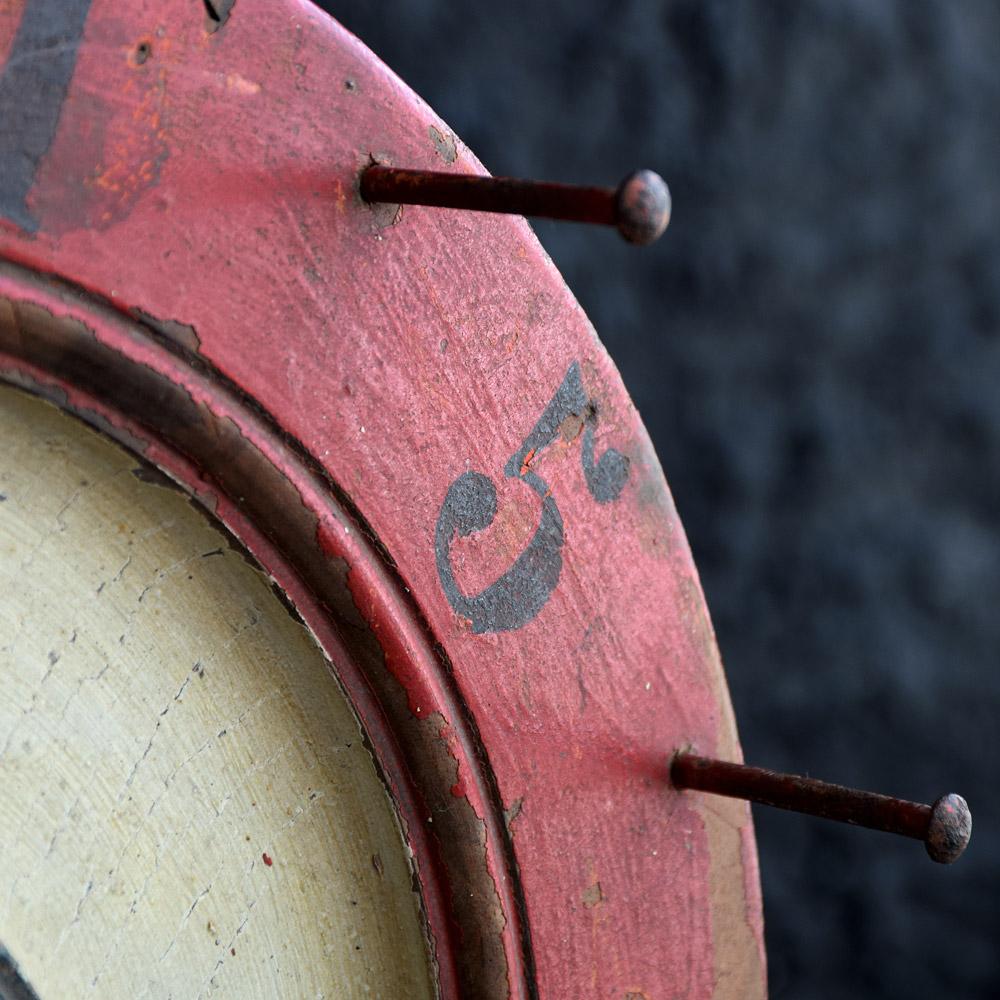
[360,165,671,245]
[671,752,971,864]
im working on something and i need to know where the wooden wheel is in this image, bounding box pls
[0,2,764,996]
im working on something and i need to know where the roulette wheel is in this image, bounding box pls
[0,2,970,997]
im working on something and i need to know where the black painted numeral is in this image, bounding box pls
[0,0,93,231]
[435,361,629,634]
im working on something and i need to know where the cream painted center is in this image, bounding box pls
[0,386,435,999]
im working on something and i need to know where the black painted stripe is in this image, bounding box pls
[0,0,93,232]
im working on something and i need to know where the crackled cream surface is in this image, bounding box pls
[0,386,435,998]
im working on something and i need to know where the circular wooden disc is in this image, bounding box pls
[0,1,765,996]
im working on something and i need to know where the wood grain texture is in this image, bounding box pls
[0,386,434,999]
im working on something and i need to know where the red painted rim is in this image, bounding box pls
[0,1,765,995]
[0,262,539,997]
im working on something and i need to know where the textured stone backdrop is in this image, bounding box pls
[324,2,999,996]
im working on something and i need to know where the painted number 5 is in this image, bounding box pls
[435,362,629,634]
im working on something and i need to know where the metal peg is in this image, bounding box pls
[360,165,671,245]
[671,752,971,864]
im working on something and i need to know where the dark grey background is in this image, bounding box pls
[323,2,999,996]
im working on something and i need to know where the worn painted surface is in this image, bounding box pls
[0,2,765,997]
[0,277,514,997]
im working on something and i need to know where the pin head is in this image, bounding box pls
[615,169,671,245]
[925,793,972,864]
